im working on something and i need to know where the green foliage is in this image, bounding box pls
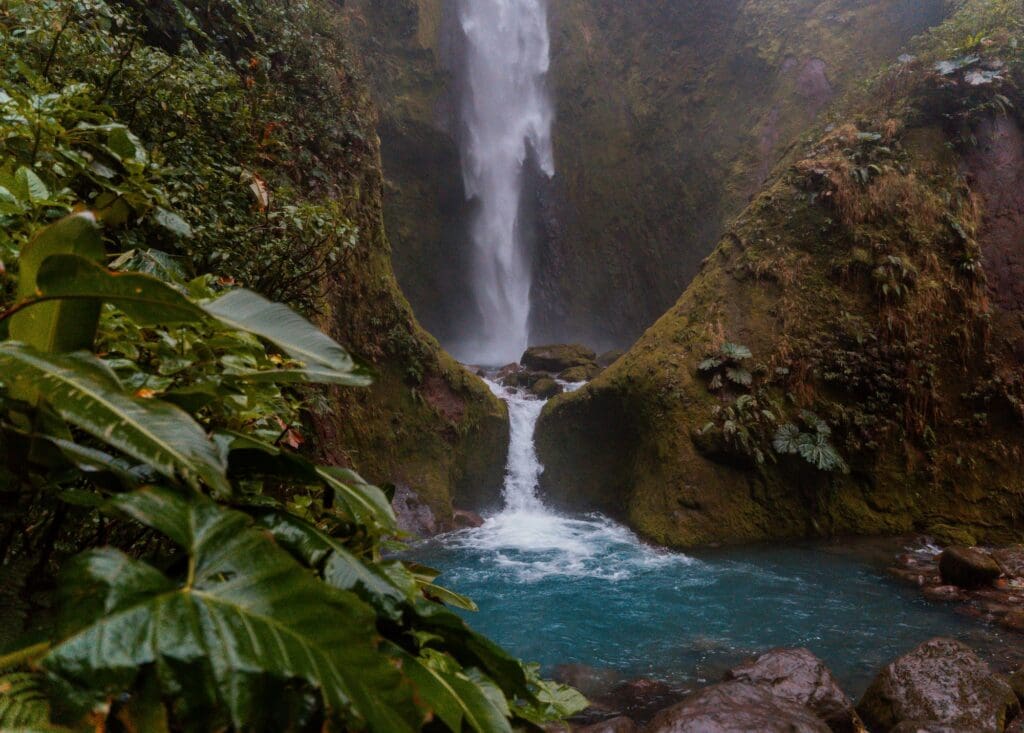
[0,0,586,728]
[773,412,850,474]
[0,212,585,731]
[698,342,753,391]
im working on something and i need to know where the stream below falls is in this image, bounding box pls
[412,381,1019,698]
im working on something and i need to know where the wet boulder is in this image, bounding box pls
[856,638,1020,732]
[577,717,638,733]
[939,547,1002,589]
[392,484,437,537]
[642,681,831,732]
[606,678,681,723]
[725,648,862,732]
[888,723,974,732]
[531,378,564,399]
[522,344,597,373]
[560,364,602,382]
[452,509,485,529]
[993,547,1024,579]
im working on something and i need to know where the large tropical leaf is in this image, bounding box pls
[44,488,422,732]
[203,289,356,371]
[400,649,513,733]
[0,344,228,495]
[226,365,371,388]
[251,508,411,620]
[9,214,104,357]
[34,254,205,326]
[317,466,399,534]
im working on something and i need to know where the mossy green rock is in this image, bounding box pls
[560,364,601,383]
[531,378,565,400]
[536,5,1024,548]
[522,344,598,373]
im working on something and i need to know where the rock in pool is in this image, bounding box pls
[642,681,831,732]
[725,647,862,732]
[856,637,1020,732]
[939,547,1002,589]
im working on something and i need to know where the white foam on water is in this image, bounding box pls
[444,379,693,583]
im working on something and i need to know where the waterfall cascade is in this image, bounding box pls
[454,0,555,365]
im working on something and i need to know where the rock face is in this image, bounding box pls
[725,648,861,732]
[536,22,1024,548]
[642,681,831,732]
[856,638,1020,732]
[344,0,952,350]
[522,344,598,373]
[940,547,1003,590]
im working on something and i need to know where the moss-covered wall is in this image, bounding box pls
[343,0,953,352]
[536,0,1024,548]
[533,0,952,349]
[304,0,509,525]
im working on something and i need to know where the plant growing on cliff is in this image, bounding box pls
[699,342,754,391]
[773,411,850,474]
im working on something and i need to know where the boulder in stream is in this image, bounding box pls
[522,344,597,372]
[856,638,1020,732]
[531,378,564,399]
[725,648,862,732]
[642,681,831,732]
[391,484,437,537]
[939,547,1002,589]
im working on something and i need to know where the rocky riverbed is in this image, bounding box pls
[548,640,1024,732]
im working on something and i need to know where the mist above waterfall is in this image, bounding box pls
[454,0,555,366]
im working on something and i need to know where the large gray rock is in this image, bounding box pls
[521,344,597,373]
[725,648,861,732]
[642,681,831,732]
[577,717,637,733]
[856,638,1020,732]
[391,484,437,537]
[939,547,1002,589]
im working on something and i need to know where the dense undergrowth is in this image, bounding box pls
[0,1,583,730]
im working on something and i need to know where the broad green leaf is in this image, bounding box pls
[226,365,372,387]
[725,367,752,387]
[0,344,228,495]
[12,167,49,204]
[0,186,20,215]
[106,127,147,165]
[400,650,513,733]
[772,424,801,455]
[34,254,206,326]
[720,343,752,361]
[251,509,410,620]
[317,466,398,533]
[10,214,104,356]
[204,289,356,371]
[44,489,421,732]
[153,208,192,238]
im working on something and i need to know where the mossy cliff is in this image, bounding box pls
[308,1,508,523]
[536,0,1024,548]
[340,0,474,347]
[534,0,952,348]
[342,0,953,350]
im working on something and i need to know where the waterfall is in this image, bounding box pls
[455,0,555,366]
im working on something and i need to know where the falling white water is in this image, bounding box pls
[455,0,555,365]
[441,380,687,582]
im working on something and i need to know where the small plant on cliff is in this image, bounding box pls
[698,342,754,391]
[773,411,850,474]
